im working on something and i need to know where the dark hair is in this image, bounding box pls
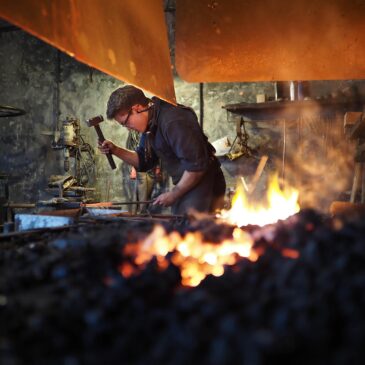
[106,85,149,119]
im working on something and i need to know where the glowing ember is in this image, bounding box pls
[119,225,257,287]
[219,173,300,227]
[119,174,300,287]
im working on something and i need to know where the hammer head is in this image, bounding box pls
[85,115,104,127]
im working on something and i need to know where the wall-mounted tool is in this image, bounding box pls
[85,115,116,170]
[226,117,256,160]
[51,117,95,186]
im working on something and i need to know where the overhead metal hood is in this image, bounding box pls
[176,0,365,82]
[0,0,176,104]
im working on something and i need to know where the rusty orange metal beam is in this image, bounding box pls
[176,0,365,82]
[0,0,176,104]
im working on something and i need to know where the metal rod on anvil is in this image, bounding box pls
[78,213,186,223]
[82,200,154,208]
[112,200,154,205]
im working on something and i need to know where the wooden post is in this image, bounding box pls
[361,163,365,203]
[350,163,363,203]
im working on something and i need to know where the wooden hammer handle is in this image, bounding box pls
[94,125,116,170]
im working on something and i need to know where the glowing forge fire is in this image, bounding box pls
[219,174,300,227]
[119,173,300,287]
[119,225,257,287]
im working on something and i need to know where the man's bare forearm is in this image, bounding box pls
[112,146,139,168]
[152,170,205,207]
[172,170,205,199]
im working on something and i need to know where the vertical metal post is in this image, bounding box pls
[199,82,204,130]
[53,50,61,131]
[281,119,286,185]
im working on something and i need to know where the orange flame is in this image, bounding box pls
[119,225,257,287]
[219,173,300,227]
[119,174,300,287]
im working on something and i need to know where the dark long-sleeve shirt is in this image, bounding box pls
[136,98,215,184]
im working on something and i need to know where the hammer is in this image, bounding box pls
[85,115,116,170]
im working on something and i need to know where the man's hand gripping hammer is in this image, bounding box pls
[85,115,116,170]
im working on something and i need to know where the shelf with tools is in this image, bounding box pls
[223,98,363,121]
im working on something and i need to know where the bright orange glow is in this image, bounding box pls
[281,248,300,259]
[119,174,301,287]
[219,173,300,227]
[120,225,257,287]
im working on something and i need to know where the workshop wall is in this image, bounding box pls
[0,30,127,205]
[0,31,57,204]
[0,28,272,205]
[1,27,365,212]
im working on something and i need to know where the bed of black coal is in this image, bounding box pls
[1,209,365,365]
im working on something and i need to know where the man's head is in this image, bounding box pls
[107,85,151,132]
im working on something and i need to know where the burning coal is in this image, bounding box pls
[3,209,365,364]
[120,224,258,287]
[120,175,301,287]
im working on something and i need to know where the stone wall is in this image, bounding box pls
[1,26,365,212]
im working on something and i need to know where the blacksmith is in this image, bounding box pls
[98,85,226,215]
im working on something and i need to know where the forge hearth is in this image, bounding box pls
[1,211,365,365]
